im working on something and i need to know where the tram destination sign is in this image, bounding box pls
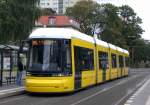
[32,40,56,46]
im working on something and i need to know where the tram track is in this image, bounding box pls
[0,71,148,105]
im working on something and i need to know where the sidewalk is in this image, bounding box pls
[125,77,150,105]
[0,84,25,99]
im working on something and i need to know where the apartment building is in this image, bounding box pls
[38,0,81,14]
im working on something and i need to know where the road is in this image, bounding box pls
[0,69,149,105]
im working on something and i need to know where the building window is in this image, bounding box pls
[111,54,117,68]
[48,17,56,25]
[65,2,68,4]
[58,9,63,14]
[58,0,63,14]
[74,46,94,71]
[53,8,57,11]
[53,2,57,5]
[41,3,45,6]
[98,51,108,69]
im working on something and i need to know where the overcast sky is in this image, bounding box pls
[95,0,150,40]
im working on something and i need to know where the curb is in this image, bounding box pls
[0,87,25,99]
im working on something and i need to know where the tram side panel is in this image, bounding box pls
[96,46,102,84]
[96,45,110,83]
[110,49,118,79]
[124,55,129,76]
[116,54,120,78]
[72,38,96,90]
[123,56,126,76]
[117,53,125,78]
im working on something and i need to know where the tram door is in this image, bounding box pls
[74,47,81,89]
[99,51,108,82]
[119,55,123,77]
[102,62,106,81]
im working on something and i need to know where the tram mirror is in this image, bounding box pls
[19,39,30,52]
[64,40,70,45]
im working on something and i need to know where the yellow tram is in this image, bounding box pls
[25,28,129,93]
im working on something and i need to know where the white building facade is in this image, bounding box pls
[38,0,81,14]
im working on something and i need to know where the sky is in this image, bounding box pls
[95,0,150,41]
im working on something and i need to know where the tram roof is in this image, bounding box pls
[124,49,129,54]
[29,28,95,43]
[116,47,124,53]
[29,28,129,54]
[108,43,117,51]
[95,38,109,48]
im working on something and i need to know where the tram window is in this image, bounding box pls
[28,39,72,76]
[74,46,94,71]
[119,55,124,67]
[125,57,129,67]
[111,54,117,68]
[98,51,108,69]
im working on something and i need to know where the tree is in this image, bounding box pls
[131,39,150,67]
[65,2,149,67]
[119,5,144,66]
[0,0,9,42]
[99,4,127,48]
[119,5,144,47]
[66,2,144,49]
[40,8,56,16]
[0,0,40,43]
[66,0,104,36]
[66,2,127,48]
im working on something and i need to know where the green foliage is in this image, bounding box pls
[66,0,104,36]
[40,8,56,16]
[99,4,127,48]
[0,0,40,43]
[119,5,144,47]
[65,1,149,67]
[66,2,128,48]
[131,39,150,67]
[0,0,148,67]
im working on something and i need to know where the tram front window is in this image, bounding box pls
[28,39,72,76]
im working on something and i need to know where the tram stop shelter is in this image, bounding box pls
[0,44,27,86]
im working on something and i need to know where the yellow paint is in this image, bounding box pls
[97,70,103,83]
[106,70,110,80]
[72,38,96,88]
[117,68,121,78]
[25,76,74,92]
[117,51,125,78]
[109,48,118,79]
[124,54,129,76]
[72,38,95,49]
[111,69,118,79]
[26,37,129,93]
[96,44,110,82]
[82,70,96,87]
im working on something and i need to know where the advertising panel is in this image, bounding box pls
[3,57,10,70]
